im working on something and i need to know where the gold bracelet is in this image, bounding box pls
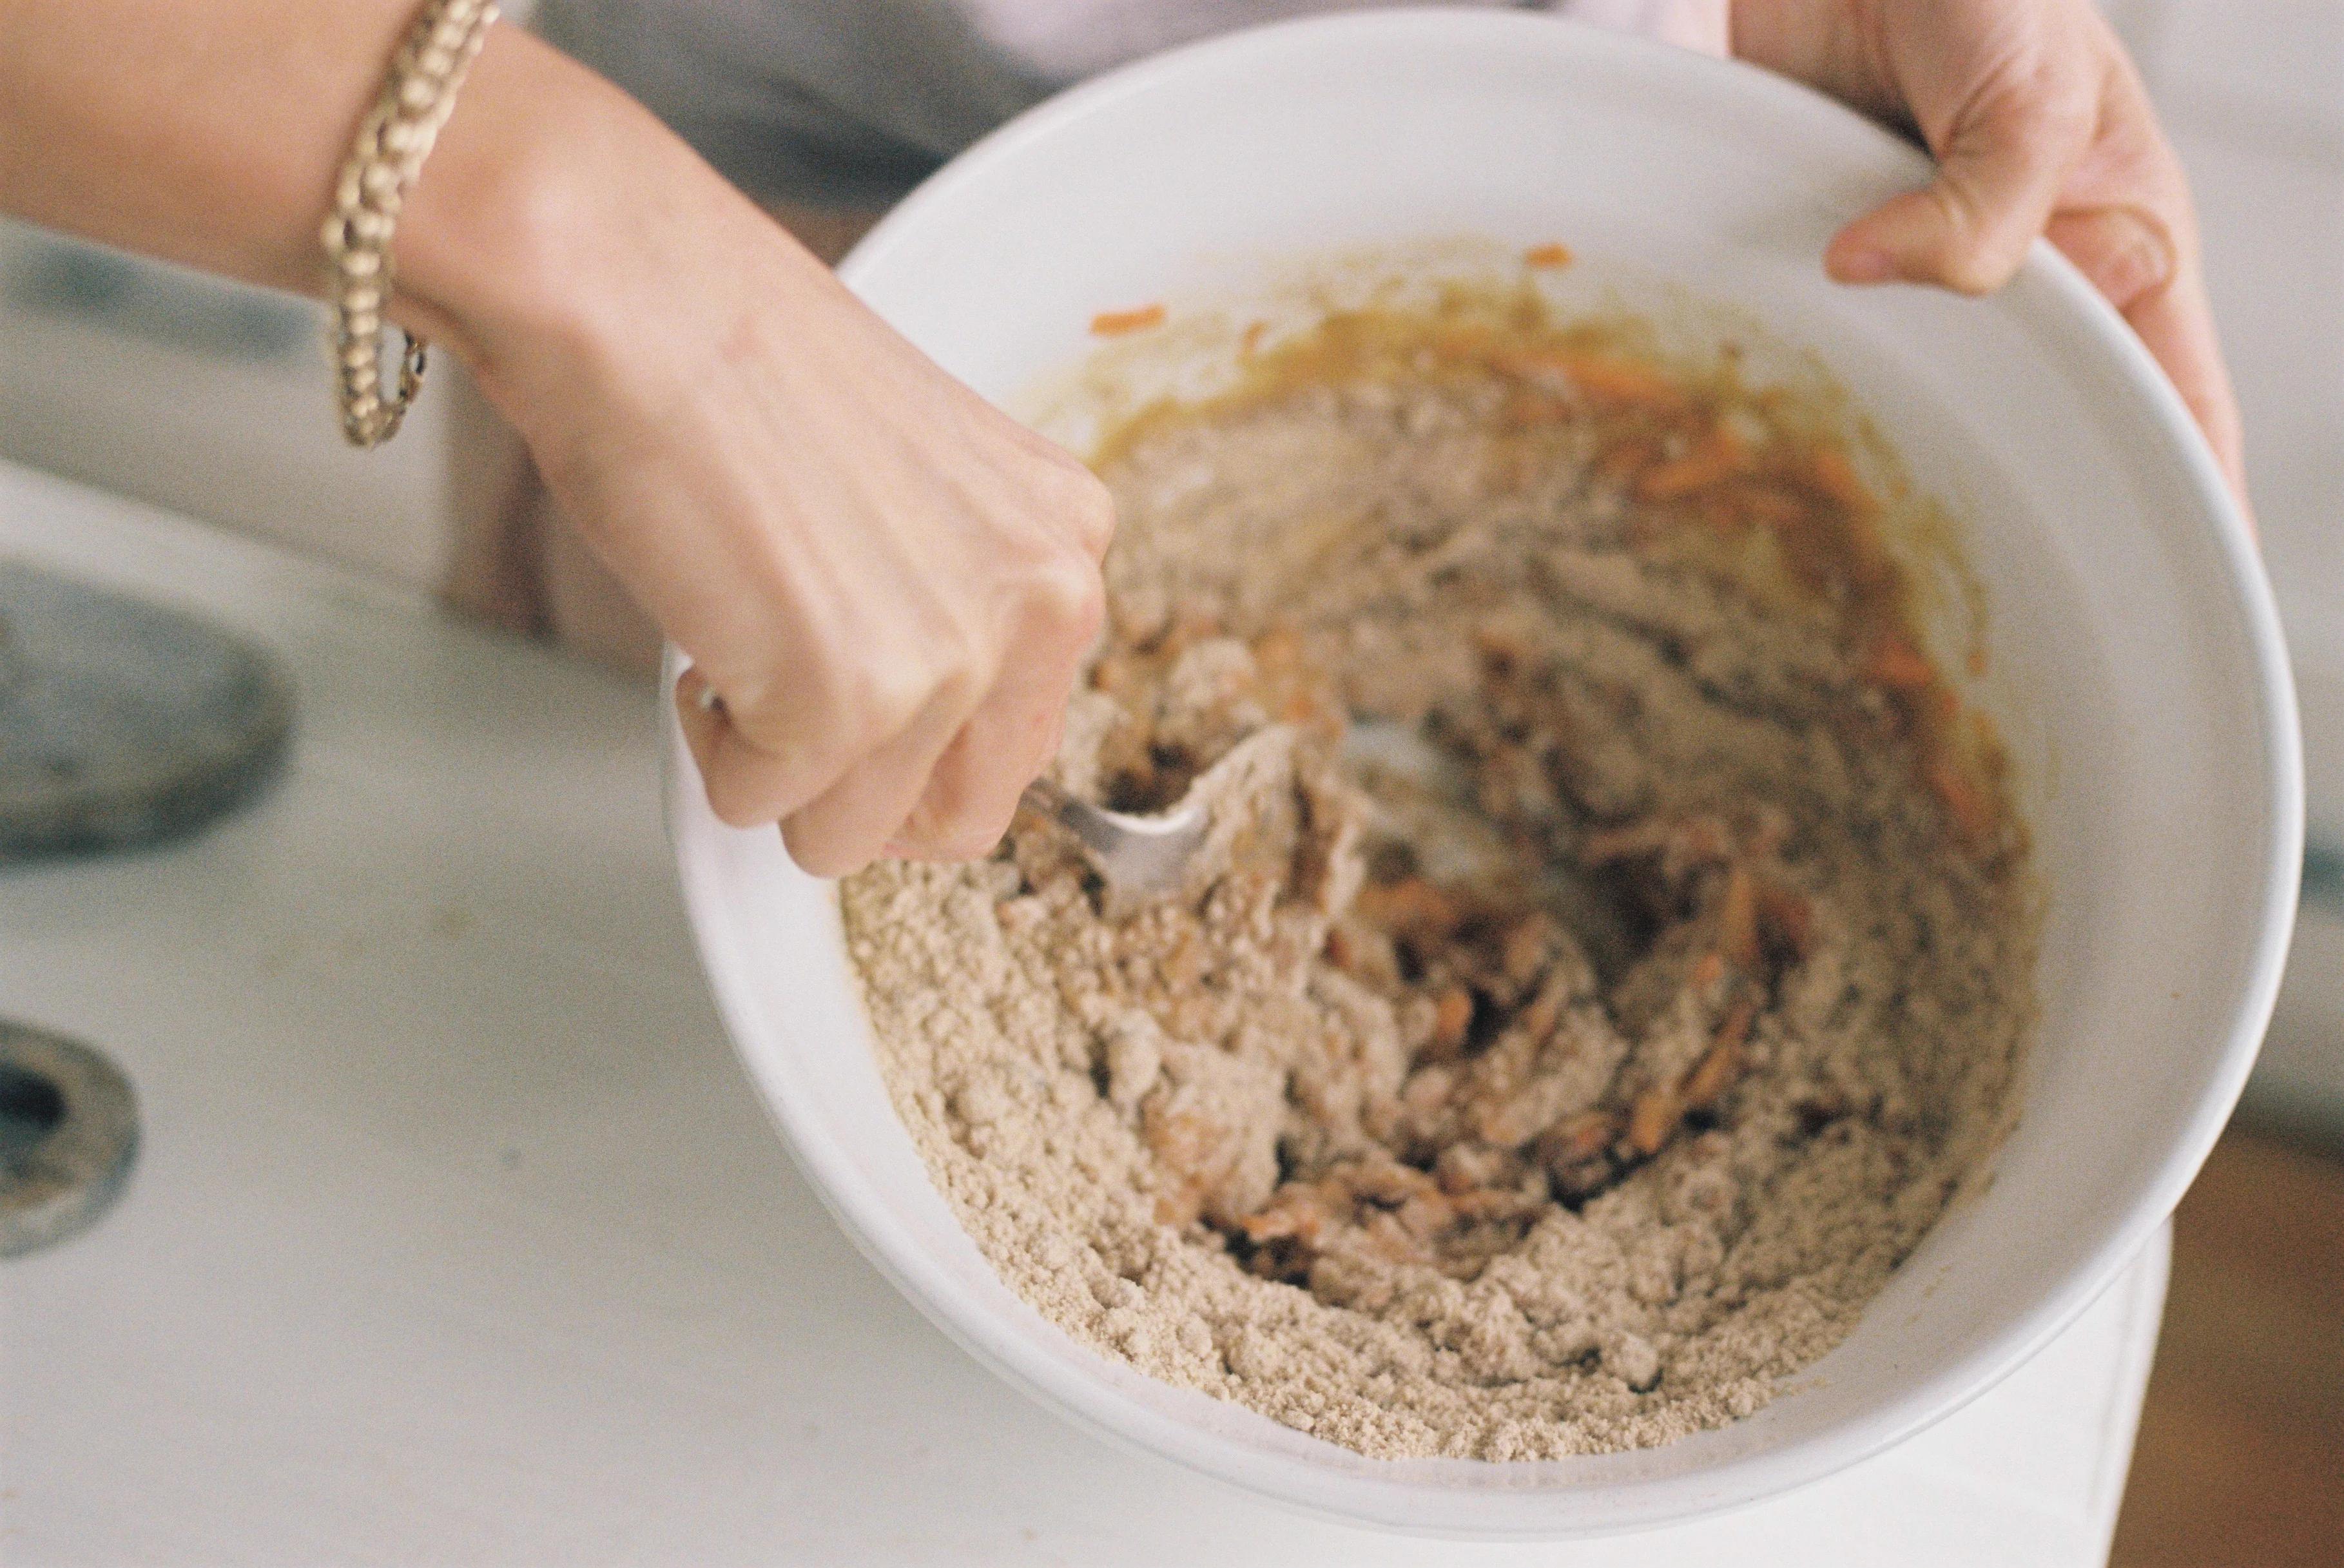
[322,0,499,448]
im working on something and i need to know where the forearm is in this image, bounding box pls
[0,2,673,364]
[0,0,447,292]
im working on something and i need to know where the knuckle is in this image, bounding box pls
[897,740,1034,864]
[1939,249,2011,297]
[704,769,777,830]
[780,814,866,880]
[1061,466,1118,557]
[1020,447,1115,556]
[905,829,978,865]
[1928,193,2022,295]
[838,659,936,743]
[929,800,1017,862]
[719,690,795,755]
[1916,203,2002,293]
[1020,552,1107,649]
[1984,51,2097,144]
[710,797,767,831]
[2024,88,2098,151]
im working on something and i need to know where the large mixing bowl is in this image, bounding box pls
[663,11,2300,1536]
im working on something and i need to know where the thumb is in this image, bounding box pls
[1828,86,2097,295]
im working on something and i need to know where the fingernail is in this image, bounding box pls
[1833,247,1896,284]
[2060,207,2174,310]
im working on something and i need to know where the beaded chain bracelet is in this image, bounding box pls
[322,0,499,447]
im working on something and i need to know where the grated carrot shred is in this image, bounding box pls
[1926,755,1997,844]
[1805,445,1877,517]
[1863,633,1937,691]
[1090,303,1167,336]
[1634,424,1748,501]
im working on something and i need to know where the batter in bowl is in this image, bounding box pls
[843,299,2034,1459]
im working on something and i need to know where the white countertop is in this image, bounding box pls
[0,460,2166,1566]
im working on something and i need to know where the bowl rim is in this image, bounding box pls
[666,6,2305,1538]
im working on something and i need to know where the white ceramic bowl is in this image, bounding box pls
[664,11,2301,1537]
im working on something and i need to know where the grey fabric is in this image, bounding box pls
[536,0,1556,207]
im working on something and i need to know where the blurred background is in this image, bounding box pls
[0,1,2335,1562]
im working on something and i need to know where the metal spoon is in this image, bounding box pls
[1025,718,1632,971]
[1017,775,1209,903]
[1018,719,1446,904]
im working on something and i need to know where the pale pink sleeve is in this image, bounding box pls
[1554,0,1730,56]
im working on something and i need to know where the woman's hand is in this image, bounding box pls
[401,33,1112,876]
[1732,0,2247,503]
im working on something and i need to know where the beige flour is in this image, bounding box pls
[842,309,2033,1460]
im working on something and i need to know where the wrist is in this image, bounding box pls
[392,23,855,479]
[389,24,842,443]
[391,25,668,376]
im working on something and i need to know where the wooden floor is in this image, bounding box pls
[2109,1127,2344,1567]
